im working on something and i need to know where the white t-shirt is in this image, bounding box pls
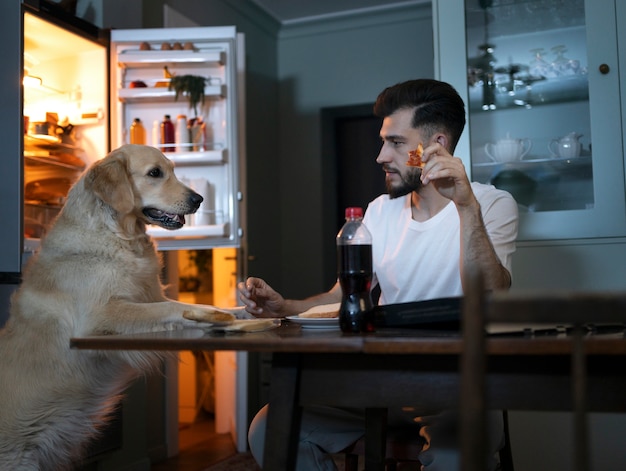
[362,182,518,305]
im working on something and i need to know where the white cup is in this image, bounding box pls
[190,178,212,226]
[484,138,532,163]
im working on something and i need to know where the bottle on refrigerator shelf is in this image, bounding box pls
[175,114,188,152]
[152,120,159,147]
[160,114,175,152]
[336,207,375,333]
[189,116,207,151]
[129,118,146,145]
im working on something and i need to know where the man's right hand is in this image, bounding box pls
[237,277,285,318]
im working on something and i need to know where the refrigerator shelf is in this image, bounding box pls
[117,84,225,102]
[165,149,226,165]
[117,50,225,67]
[24,134,84,153]
[147,223,227,239]
[24,154,86,170]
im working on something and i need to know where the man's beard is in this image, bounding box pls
[386,168,422,199]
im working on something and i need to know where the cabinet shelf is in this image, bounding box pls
[117,84,225,102]
[472,155,593,212]
[473,155,592,182]
[473,154,591,170]
[468,75,588,112]
[117,50,225,68]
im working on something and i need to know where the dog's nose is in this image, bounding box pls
[189,191,203,210]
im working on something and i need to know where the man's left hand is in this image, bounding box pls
[420,143,476,207]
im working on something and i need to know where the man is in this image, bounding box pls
[237,79,519,470]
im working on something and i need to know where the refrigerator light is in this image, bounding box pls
[23,75,42,88]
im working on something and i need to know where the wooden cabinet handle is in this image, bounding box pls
[599,64,610,74]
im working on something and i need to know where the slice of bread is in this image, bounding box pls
[297,303,340,318]
[221,319,280,332]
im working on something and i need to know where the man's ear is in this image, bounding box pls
[84,152,135,215]
[434,133,449,149]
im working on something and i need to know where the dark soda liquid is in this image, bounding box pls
[337,244,374,333]
[337,244,372,274]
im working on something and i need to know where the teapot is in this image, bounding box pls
[549,132,582,158]
[484,134,532,163]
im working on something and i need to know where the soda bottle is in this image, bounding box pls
[160,115,175,152]
[336,207,375,333]
[129,118,146,145]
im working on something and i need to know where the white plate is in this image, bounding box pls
[285,316,340,330]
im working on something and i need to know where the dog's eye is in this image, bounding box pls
[147,167,163,178]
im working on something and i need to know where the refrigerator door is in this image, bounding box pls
[0,0,22,325]
[110,27,245,251]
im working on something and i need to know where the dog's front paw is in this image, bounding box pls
[183,307,236,325]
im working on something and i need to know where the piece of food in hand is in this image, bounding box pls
[297,303,340,318]
[406,143,424,168]
[183,307,236,324]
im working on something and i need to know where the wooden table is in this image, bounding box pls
[71,323,626,470]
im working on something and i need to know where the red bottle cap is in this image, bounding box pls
[345,207,363,218]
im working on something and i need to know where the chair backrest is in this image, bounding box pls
[460,266,626,471]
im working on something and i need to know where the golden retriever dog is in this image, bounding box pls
[0,144,235,469]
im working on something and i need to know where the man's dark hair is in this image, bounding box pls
[373,79,466,151]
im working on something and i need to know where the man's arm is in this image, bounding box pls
[281,283,342,316]
[458,197,514,291]
[237,278,342,317]
[421,142,518,291]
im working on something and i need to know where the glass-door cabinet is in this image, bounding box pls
[433,0,625,240]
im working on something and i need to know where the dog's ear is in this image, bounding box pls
[85,152,135,215]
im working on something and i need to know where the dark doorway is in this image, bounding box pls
[320,104,386,289]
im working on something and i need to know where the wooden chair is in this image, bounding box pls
[342,409,514,471]
[460,267,626,471]
[342,407,423,470]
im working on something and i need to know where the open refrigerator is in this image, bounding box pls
[5,0,248,459]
